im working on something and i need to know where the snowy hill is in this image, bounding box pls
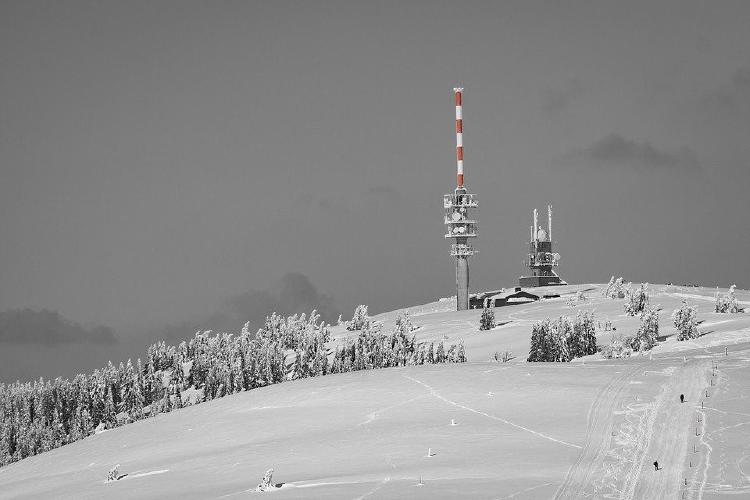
[1,283,749,499]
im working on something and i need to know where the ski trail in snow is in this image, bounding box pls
[353,476,391,499]
[358,396,424,426]
[495,481,556,499]
[129,469,168,478]
[696,407,712,500]
[402,374,581,450]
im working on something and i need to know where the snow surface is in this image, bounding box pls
[1,283,749,499]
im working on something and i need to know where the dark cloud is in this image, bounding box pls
[160,273,340,341]
[700,66,750,123]
[0,308,117,345]
[541,79,586,116]
[565,134,701,171]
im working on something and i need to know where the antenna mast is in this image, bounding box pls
[444,88,478,310]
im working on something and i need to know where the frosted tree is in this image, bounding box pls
[455,342,467,363]
[346,305,369,331]
[631,307,659,351]
[479,306,495,331]
[549,317,572,362]
[107,464,120,482]
[603,276,625,299]
[624,283,649,316]
[103,387,116,428]
[256,468,276,492]
[529,314,595,362]
[715,285,743,313]
[435,341,446,363]
[527,320,546,362]
[673,301,699,341]
[395,311,415,335]
[567,310,597,357]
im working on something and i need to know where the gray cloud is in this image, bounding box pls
[159,273,340,341]
[541,79,586,116]
[700,66,750,123]
[565,134,701,171]
[0,309,117,345]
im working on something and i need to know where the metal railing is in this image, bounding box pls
[443,193,478,209]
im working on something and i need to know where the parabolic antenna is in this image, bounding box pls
[452,211,462,221]
[537,228,547,241]
[553,253,561,261]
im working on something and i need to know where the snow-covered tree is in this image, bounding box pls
[529,313,597,362]
[631,307,659,352]
[603,276,625,299]
[567,310,597,358]
[346,305,369,331]
[624,283,649,316]
[715,285,743,313]
[673,301,698,341]
[479,306,495,331]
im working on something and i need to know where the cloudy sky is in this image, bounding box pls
[2,1,749,381]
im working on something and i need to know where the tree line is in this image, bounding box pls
[0,308,465,468]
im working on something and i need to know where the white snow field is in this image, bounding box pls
[1,284,749,499]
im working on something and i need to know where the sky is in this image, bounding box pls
[2,0,750,382]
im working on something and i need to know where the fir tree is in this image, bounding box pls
[673,301,699,341]
[479,306,496,331]
[624,283,649,316]
[436,342,446,363]
[631,306,659,351]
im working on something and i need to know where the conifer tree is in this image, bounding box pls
[632,306,659,351]
[479,306,496,331]
[673,301,699,341]
[436,341,446,363]
[624,283,649,316]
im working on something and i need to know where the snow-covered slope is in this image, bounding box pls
[1,284,749,499]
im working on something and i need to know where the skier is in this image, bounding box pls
[680,394,685,403]
[653,460,659,471]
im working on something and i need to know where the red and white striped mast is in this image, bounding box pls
[455,87,464,188]
[444,87,478,311]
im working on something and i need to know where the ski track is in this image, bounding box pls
[555,360,715,500]
[696,406,711,500]
[495,480,556,499]
[553,365,637,500]
[128,469,169,479]
[353,476,391,500]
[358,396,424,426]
[402,374,581,450]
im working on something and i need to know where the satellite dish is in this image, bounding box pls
[451,211,462,221]
[537,228,547,241]
[553,253,561,261]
